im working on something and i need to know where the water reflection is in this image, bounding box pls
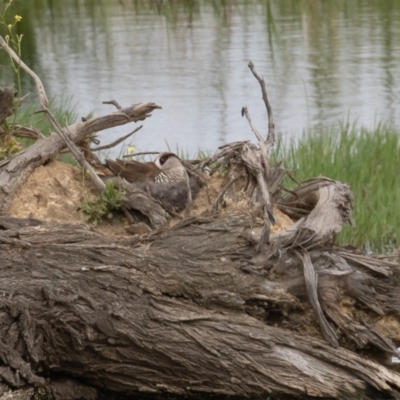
[1,0,400,157]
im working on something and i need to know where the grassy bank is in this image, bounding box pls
[273,123,400,252]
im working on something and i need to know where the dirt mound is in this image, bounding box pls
[9,160,88,224]
[8,160,294,236]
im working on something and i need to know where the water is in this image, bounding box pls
[1,0,400,158]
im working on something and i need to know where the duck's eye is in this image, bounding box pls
[160,155,168,165]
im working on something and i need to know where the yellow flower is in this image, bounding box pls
[14,15,22,22]
[128,146,136,154]
[7,24,12,29]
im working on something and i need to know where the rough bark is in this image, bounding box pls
[1,201,400,399]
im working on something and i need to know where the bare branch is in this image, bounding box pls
[198,141,249,170]
[103,100,123,110]
[91,125,143,151]
[0,36,157,227]
[39,109,105,191]
[0,36,102,190]
[248,61,275,145]
[241,106,270,174]
[0,36,49,108]
[241,145,275,250]
[123,151,160,158]
[13,125,45,140]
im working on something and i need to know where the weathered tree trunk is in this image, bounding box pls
[1,206,400,399]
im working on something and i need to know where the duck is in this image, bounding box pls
[105,152,186,184]
[105,152,201,212]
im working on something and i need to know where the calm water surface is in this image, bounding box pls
[1,0,400,157]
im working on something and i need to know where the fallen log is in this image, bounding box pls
[0,213,400,399]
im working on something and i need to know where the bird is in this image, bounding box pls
[105,152,187,184]
[104,152,202,213]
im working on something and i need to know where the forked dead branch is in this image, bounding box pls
[1,39,400,399]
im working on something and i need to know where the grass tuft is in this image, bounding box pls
[15,97,78,140]
[273,123,400,252]
[15,97,81,164]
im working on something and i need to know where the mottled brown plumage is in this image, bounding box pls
[104,152,204,212]
[105,152,186,183]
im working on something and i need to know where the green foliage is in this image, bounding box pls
[80,180,124,226]
[0,0,24,155]
[18,97,78,134]
[0,0,23,96]
[272,123,400,252]
[4,98,79,164]
[1,1,83,160]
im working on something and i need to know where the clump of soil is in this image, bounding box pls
[8,160,130,237]
[9,160,90,224]
[8,160,294,237]
[374,315,400,341]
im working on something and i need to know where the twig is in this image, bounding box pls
[0,36,48,108]
[198,141,249,170]
[241,107,264,143]
[286,170,301,186]
[211,174,243,214]
[12,125,45,140]
[241,106,269,175]
[163,206,183,220]
[241,145,275,251]
[103,100,123,110]
[123,151,160,158]
[248,61,275,145]
[91,126,143,151]
[40,109,106,191]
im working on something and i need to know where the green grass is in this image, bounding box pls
[11,97,78,135]
[12,97,82,164]
[273,123,400,252]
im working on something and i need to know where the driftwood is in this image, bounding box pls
[1,156,400,398]
[0,206,400,399]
